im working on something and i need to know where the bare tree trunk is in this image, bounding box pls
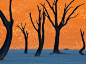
[35,31,44,56]
[0,24,12,60]
[0,0,13,60]
[24,37,28,54]
[35,41,44,56]
[16,23,28,54]
[79,29,85,55]
[30,5,45,56]
[53,29,60,53]
[34,10,45,56]
[35,39,44,56]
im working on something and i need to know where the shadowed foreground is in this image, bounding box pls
[1,49,86,64]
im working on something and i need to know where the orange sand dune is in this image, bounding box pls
[0,0,86,49]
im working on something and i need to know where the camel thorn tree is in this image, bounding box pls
[0,0,13,60]
[41,0,85,54]
[16,23,28,54]
[29,5,45,56]
[79,29,85,55]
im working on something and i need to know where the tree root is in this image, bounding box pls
[79,52,85,55]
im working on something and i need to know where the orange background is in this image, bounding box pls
[0,0,86,50]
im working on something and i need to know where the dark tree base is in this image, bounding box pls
[0,59,3,60]
[34,55,40,57]
[24,50,27,54]
[24,52,27,54]
[79,52,85,55]
[34,51,41,57]
[53,50,65,54]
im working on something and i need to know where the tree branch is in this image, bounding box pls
[21,23,24,30]
[40,3,55,28]
[66,6,73,13]
[21,23,23,28]
[37,5,40,11]
[26,31,28,38]
[66,0,74,9]
[46,0,55,14]
[68,3,85,19]
[16,25,23,31]
[38,6,41,32]
[24,23,26,29]
[64,3,85,26]
[60,2,73,25]
[55,0,58,26]
[29,12,38,32]
[69,14,78,19]
[16,23,28,38]
[0,10,9,26]
[55,0,58,4]
[60,7,66,24]
[80,29,84,36]
[9,0,13,23]
[36,20,39,25]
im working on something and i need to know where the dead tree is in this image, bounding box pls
[0,0,13,60]
[29,5,45,56]
[79,29,85,55]
[41,0,85,54]
[16,23,28,54]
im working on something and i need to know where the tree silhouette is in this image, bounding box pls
[29,5,45,56]
[41,0,85,54]
[0,0,13,60]
[16,23,28,54]
[79,29,85,55]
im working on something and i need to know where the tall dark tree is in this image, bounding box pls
[41,0,85,54]
[0,0,13,60]
[79,29,85,55]
[29,5,45,56]
[16,23,28,54]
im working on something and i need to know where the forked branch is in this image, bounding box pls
[40,3,55,28]
[29,12,38,31]
[24,23,26,29]
[66,7,73,13]
[62,2,85,26]
[46,0,55,14]
[67,3,85,19]
[66,0,74,9]
[16,25,23,31]
[16,23,27,34]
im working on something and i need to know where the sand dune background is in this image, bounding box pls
[0,0,86,49]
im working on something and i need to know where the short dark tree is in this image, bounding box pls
[16,23,28,54]
[29,5,45,56]
[79,29,85,55]
[0,0,13,60]
[41,0,85,54]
